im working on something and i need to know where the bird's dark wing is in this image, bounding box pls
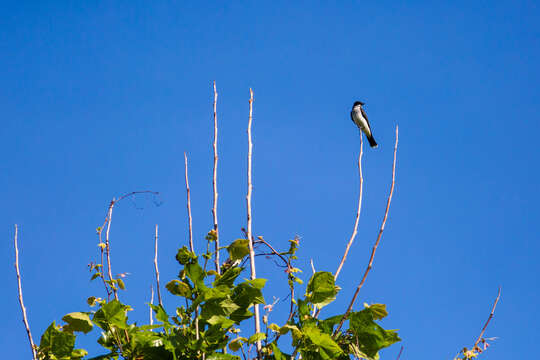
[350,110,355,124]
[360,107,372,131]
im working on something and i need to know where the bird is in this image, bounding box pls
[350,101,378,148]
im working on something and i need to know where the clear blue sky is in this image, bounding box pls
[2,1,539,359]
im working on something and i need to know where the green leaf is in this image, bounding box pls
[306,271,338,308]
[92,300,128,330]
[166,279,192,297]
[71,348,88,358]
[38,321,76,358]
[214,266,243,288]
[302,325,344,360]
[231,281,265,308]
[186,262,206,290]
[90,272,101,281]
[364,303,388,320]
[271,341,291,360]
[149,304,170,324]
[62,312,93,334]
[176,246,196,265]
[227,239,250,261]
[228,337,246,352]
[349,308,401,359]
[116,278,125,290]
[279,324,301,338]
[320,314,343,334]
[248,332,266,344]
[207,315,235,329]
[246,278,267,290]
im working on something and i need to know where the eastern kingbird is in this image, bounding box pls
[351,101,378,148]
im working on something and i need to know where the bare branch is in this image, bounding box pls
[14,225,37,360]
[154,224,163,306]
[473,287,501,348]
[105,199,118,300]
[335,135,364,280]
[149,285,154,327]
[184,153,195,253]
[97,226,111,299]
[212,81,221,274]
[246,88,262,359]
[334,126,399,335]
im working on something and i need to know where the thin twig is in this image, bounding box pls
[14,225,37,360]
[335,135,364,280]
[105,199,118,300]
[212,81,220,274]
[154,224,163,306]
[310,259,317,317]
[184,153,194,253]
[257,237,289,267]
[334,126,399,336]
[98,191,159,301]
[150,285,154,327]
[97,227,111,299]
[473,287,502,348]
[246,88,262,359]
[396,346,404,360]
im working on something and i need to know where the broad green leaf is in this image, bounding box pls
[214,266,243,288]
[349,308,401,359]
[246,278,267,290]
[320,314,343,334]
[228,337,246,352]
[279,324,301,339]
[228,307,254,323]
[176,246,196,265]
[227,239,250,261]
[364,303,388,320]
[38,322,76,358]
[92,300,128,330]
[149,304,170,324]
[186,262,206,290]
[207,315,235,329]
[306,271,338,308]
[302,325,344,360]
[166,279,192,297]
[218,298,241,315]
[62,312,93,334]
[248,332,266,344]
[268,323,281,332]
[232,281,265,308]
[202,285,231,301]
[297,299,310,318]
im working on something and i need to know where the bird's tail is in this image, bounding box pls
[367,135,378,148]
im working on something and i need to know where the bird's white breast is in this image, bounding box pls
[353,107,370,134]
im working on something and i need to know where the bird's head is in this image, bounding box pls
[353,101,365,107]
